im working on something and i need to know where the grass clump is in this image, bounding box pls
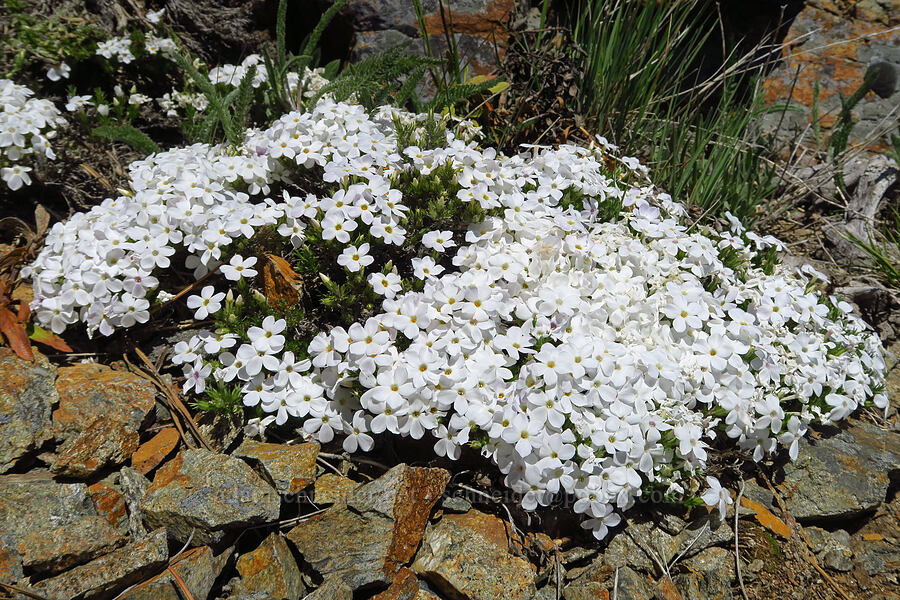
[565,0,783,223]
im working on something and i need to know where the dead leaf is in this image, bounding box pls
[34,205,50,237]
[10,282,33,305]
[16,298,29,322]
[0,306,33,361]
[741,496,791,539]
[262,254,303,306]
[861,533,883,541]
[27,324,72,353]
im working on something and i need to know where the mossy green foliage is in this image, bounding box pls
[0,0,102,79]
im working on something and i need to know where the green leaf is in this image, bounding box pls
[92,124,161,155]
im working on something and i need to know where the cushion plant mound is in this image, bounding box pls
[25,77,888,540]
[0,79,66,191]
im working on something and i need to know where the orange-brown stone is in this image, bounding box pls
[286,464,449,591]
[422,0,514,37]
[17,515,125,575]
[234,533,304,599]
[313,473,360,505]
[87,481,128,530]
[53,363,156,441]
[119,546,229,600]
[234,439,319,495]
[411,509,536,600]
[761,2,900,155]
[51,418,140,477]
[371,567,420,600]
[131,428,180,475]
[654,576,683,600]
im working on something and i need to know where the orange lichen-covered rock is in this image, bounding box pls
[234,533,304,599]
[287,464,449,591]
[141,448,280,545]
[0,348,57,473]
[762,1,900,154]
[412,509,537,600]
[234,439,319,495]
[131,428,180,475]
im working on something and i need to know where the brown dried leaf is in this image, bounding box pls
[34,205,50,237]
[262,253,302,306]
[28,324,72,353]
[0,306,33,361]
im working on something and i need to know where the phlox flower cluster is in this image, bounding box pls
[26,78,888,540]
[208,55,329,103]
[95,31,176,64]
[0,79,66,191]
[96,36,137,63]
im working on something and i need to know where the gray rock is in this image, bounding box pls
[19,515,125,575]
[31,528,169,600]
[196,411,243,453]
[141,449,281,546]
[678,547,735,600]
[803,526,830,553]
[778,422,900,521]
[674,513,734,558]
[440,493,473,513]
[288,464,449,591]
[613,566,653,600]
[119,466,151,538]
[823,549,853,572]
[563,557,615,600]
[412,509,536,600]
[0,349,57,473]
[119,545,230,600]
[855,544,897,576]
[302,577,353,600]
[604,529,655,572]
[234,533,305,599]
[0,474,98,582]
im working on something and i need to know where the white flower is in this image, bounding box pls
[411,256,444,280]
[247,316,287,354]
[1,165,32,191]
[368,272,402,298]
[46,62,71,81]
[421,230,455,252]
[245,415,276,438]
[700,476,733,521]
[221,255,258,281]
[186,285,225,319]
[23,82,889,542]
[183,358,212,393]
[65,94,93,112]
[146,8,165,23]
[337,243,374,272]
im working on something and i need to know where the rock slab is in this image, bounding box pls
[141,448,281,545]
[235,533,304,599]
[119,545,229,600]
[32,528,169,600]
[778,422,900,521]
[287,463,449,591]
[0,348,57,473]
[412,509,537,600]
[234,439,319,495]
[0,475,98,583]
[51,363,156,477]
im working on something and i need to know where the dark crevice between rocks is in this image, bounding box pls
[885,467,900,503]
